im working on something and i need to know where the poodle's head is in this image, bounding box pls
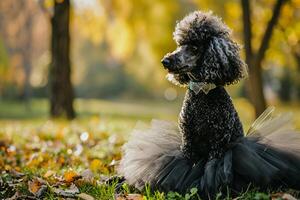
[161,11,247,87]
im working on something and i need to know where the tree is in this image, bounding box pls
[0,0,36,101]
[241,0,287,117]
[49,0,75,119]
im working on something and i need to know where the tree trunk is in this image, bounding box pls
[21,14,33,105]
[50,0,75,119]
[293,49,300,99]
[248,62,266,116]
[241,0,286,117]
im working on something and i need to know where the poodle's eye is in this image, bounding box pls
[190,45,198,52]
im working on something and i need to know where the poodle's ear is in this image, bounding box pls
[202,36,248,85]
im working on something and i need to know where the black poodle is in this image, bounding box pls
[118,11,300,199]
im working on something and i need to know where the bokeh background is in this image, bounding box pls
[0,0,300,125]
[1,1,300,199]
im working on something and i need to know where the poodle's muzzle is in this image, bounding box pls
[161,45,199,74]
[161,54,191,74]
[161,53,178,72]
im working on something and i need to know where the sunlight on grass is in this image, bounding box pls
[1,98,300,199]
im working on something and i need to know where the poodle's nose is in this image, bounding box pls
[161,57,172,68]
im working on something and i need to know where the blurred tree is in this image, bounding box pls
[193,0,300,104]
[49,0,75,119]
[278,67,292,101]
[277,1,300,98]
[241,0,287,117]
[0,38,9,97]
[293,44,300,69]
[290,42,300,98]
[0,0,36,100]
[49,0,300,104]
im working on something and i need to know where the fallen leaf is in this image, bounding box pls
[57,156,65,165]
[28,178,47,197]
[64,170,81,183]
[81,169,94,182]
[271,193,297,200]
[28,179,42,194]
[115,194,144,200]
[53,183,79,197]
[35,185,48,198]
[10,170,25,178]
[282,193,297,200]
[77,193,95,200]
[44,170,55,178]
[90,159,102,172]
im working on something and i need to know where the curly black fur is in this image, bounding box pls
[162,11,247,162]
[179,87,244,162]
[163,11,247,86]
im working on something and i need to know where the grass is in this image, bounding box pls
[0,98,300,199]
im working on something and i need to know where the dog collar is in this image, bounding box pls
[189,81,216,94]
[166,73,216,94]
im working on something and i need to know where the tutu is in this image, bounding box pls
[118,10,300,199]
[118,108,300,198]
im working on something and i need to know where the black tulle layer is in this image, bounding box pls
[118,120,300,199]
[150,137,300,198]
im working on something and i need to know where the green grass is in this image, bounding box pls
[0,98,300,199]
[0,98,181,120]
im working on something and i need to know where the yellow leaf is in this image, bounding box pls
[57,156,65,165]
[64,170,80,183]
[28,179,42,194]
[90,159,102,172]
[4,164,11,170]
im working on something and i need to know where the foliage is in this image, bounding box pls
[1,99,300,199]
[72,0,300,101]
[0,0,300,101]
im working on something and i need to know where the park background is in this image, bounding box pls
[1,0,300,199]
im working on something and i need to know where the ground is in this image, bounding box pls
[0,98,300,200]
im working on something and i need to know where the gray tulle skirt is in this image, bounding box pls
[118,108,300,198]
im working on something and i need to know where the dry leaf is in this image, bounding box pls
[53,183,79,197]
[271,193,297,200]
[64,170,81,183]
[28,178,47,197]
[115,194,144,200]
[35,185,48,198]
[28,179,42,194]
[10,170,25,178]
[44,170,55,178]
[81,169,94,182]
[77,193,95,200]
[282,193,297,200]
